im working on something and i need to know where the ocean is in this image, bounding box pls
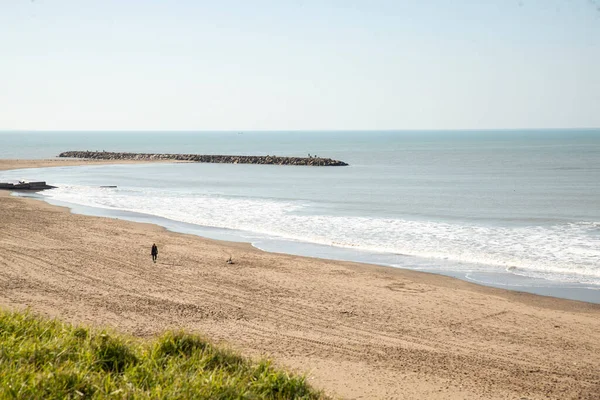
[1,130,599,303]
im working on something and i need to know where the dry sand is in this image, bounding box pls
[1,159,599,399]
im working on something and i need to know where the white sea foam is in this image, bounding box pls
[42,185,600,286]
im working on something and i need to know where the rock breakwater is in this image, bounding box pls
[58,151,349,166]
[0,181,56,191]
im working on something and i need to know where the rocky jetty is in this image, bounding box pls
[58,151,349,166]
[0,181,56,191]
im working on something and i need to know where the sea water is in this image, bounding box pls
[1,130,599,303]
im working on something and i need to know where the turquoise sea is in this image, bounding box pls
[1,130,599,303]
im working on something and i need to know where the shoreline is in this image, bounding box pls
[1,159,600,399]
[2,158,598,305]
[26,195,600,305]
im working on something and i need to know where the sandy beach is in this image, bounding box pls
[1,159,599,399]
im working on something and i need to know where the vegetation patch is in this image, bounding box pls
[0,310,324,399]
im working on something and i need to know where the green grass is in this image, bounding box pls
[0,310,324,399]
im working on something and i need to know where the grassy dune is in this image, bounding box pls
[0,310,324,399]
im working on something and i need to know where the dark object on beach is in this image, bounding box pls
[226,256,234,265]
[58,151,349,166]
[151,243,158,263]
[0,181,56,191]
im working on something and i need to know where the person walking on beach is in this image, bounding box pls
[151,243,158,263]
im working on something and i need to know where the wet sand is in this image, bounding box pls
[1,159,599,399]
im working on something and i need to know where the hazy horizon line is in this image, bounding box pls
[1,127,599,133]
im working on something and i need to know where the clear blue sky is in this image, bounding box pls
[1,0,599,130]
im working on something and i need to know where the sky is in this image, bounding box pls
[0,0,599,130]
